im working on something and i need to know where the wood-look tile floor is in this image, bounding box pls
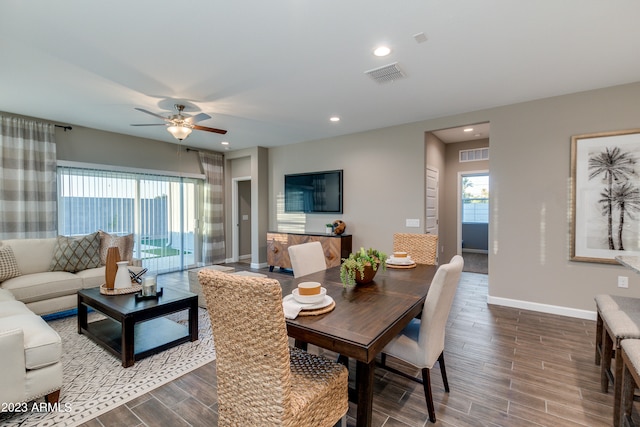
[78,265,622,427]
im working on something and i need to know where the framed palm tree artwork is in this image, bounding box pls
[571,129,640,263]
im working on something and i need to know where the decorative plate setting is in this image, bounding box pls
[292,287,327,304]
[386,256,415,266]
[284,293,334,310]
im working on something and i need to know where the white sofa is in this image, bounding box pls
[0,238,108,315]
[0,288,62,405]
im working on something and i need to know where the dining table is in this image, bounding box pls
[280,263,438,427]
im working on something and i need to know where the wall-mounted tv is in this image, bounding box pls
[284,170,343,214]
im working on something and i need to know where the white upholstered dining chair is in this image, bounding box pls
[288,241,327,278]
[378,255,464,423]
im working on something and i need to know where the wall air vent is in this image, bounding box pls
[364,62,406,84]
[459,147,489,163]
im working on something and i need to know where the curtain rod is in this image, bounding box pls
[55,124,72,131]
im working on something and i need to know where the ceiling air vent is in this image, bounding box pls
[364,62,406,84]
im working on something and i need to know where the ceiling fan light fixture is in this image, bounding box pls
[167,125,192,140]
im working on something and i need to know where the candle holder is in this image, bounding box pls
[135,276,162,301]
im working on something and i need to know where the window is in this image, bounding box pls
[462,174,489,223]
[57,166,203,274]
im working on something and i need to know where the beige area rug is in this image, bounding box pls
[0,308,215,427]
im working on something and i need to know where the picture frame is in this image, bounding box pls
[571,129,640,263]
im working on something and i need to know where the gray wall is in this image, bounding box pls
[270,81,640,316]
[269,124,426,252]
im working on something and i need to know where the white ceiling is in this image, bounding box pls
[431,122,490,144]
[1,1,639,152]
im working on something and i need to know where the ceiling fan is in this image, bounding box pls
[132,104,227,141]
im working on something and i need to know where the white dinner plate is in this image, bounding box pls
[284,293,334,310]
[387,256,414,265]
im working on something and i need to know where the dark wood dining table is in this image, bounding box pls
[280,263,438,427]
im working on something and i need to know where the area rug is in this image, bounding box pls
[461,252,488,274]
[0,308,215,427]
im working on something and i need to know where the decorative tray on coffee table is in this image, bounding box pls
[99,283,142,295]
[134,287,164,302]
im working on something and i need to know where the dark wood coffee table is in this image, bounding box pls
[77,287,198,367]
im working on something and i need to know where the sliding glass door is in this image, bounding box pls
[57,166,202,274]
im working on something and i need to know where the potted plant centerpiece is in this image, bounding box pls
[340,247,387,287]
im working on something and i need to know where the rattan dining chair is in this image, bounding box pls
[378,255,464,423]
[288,241,327,278]
[393,233,438,265]
[198,269,348,427]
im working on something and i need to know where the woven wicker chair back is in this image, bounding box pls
[198,269,293,425]
[393,233,438,265]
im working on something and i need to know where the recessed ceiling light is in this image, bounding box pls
[373,46,391,57]
[463,128,474,132]
[221,141,229,145]
[330,116,340,122]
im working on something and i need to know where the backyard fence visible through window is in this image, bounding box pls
[57,166,203,274]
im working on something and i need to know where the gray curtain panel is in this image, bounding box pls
[0,116,57,239]
[198,151,226,264]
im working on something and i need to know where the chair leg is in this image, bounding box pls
[380,353,386,367]
[45,389,60,404]
[438,352,450,393]
[595,311,603,366]
[337,354,349,368]
[421,367,436,423]
[621,361,636,427]
[602,327,614,393]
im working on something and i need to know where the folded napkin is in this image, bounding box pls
[283,296,305,319]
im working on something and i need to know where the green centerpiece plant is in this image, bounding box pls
[340,247,387,287]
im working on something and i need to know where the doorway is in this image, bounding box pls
[459,172,488,273]
[232,177,252,263]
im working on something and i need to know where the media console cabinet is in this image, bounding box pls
[266,232,352,271]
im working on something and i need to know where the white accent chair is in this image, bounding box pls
[0,288,62,406]
[378,255,464,423]
[288,241,327,278]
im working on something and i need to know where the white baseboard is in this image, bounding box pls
[462,248,488,254]
[486,295,596,321]
[251,262,268,269]
[224,257,267,270]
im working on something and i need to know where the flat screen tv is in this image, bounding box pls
[284,170,343,213]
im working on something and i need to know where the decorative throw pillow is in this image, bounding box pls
[98,230,134,265]
[0,246,21,282]
[50,232,102,273]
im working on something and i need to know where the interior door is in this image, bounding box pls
[238,180,252,260]
[426,167,439,235]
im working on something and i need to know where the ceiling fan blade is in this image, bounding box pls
[185,112,211,124]
[193,124,228,135]
[131,123,167,127]
[134,107,170,121]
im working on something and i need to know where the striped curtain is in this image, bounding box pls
[0,116,57,239]
[198,151,226,264]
